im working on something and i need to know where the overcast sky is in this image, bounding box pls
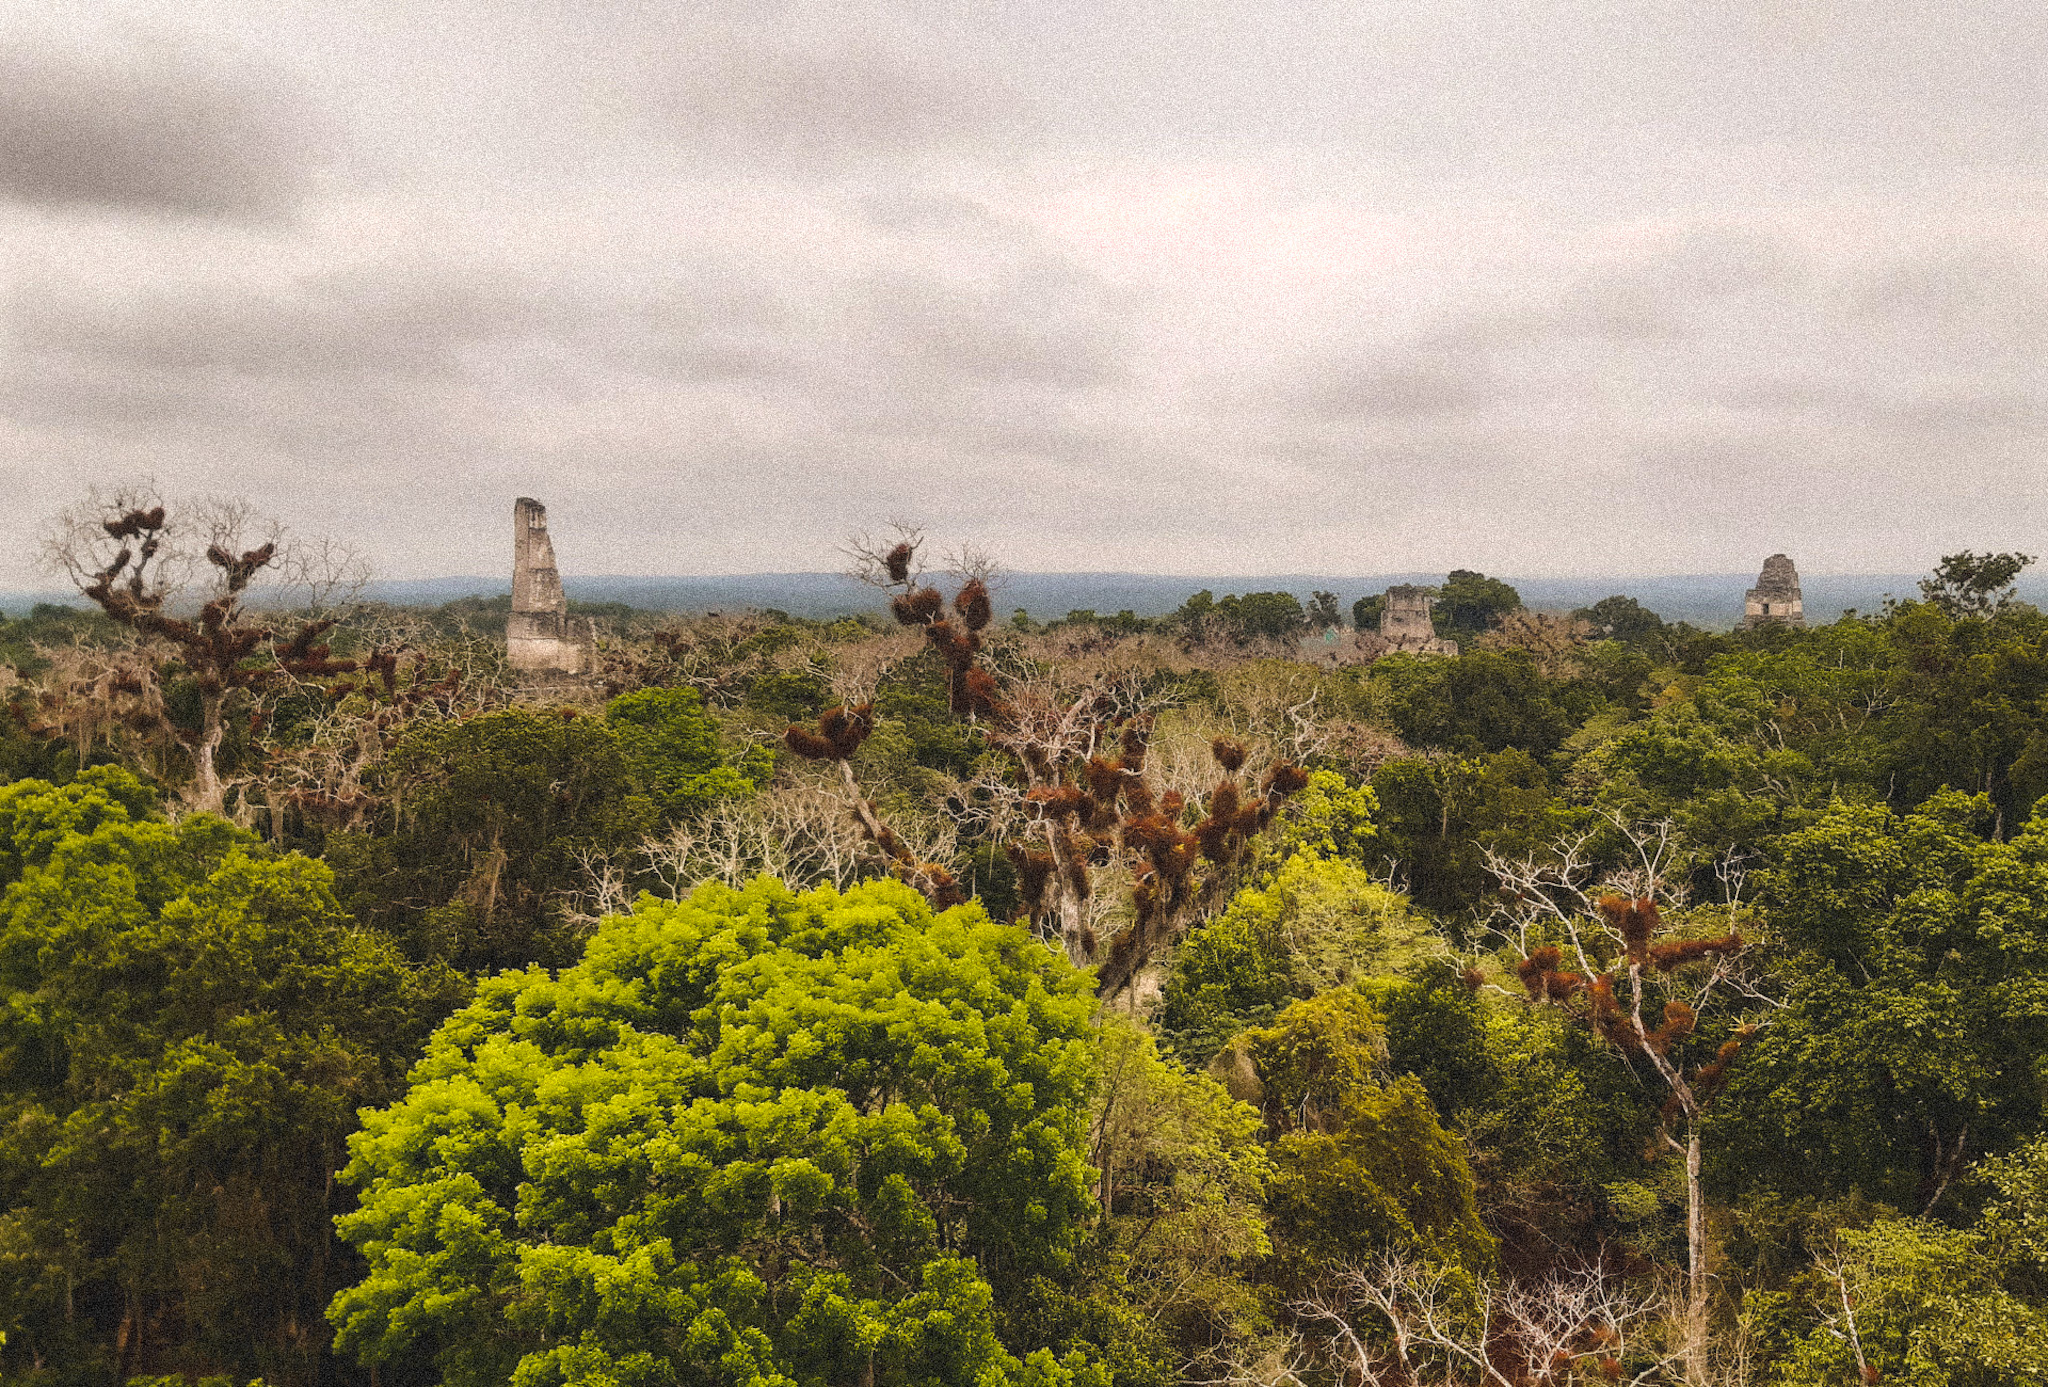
[3,0,2045,585]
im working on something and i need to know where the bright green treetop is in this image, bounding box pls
[1265,769,1378,866]
[0,763,159,887]
[329,876,1107,1387]
[1158,852,1428,1060]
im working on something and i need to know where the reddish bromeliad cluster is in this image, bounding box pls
[1514,895,1753,1119]
[1516,898,1742,1040]
[53,502,460,820]
[784,538,1308,993]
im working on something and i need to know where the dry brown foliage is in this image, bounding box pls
[1475,609,1596,678]
[782,535,1310,993]
[41,489,405,816]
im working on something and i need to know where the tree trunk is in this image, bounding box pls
[187,691,228,816]
[1685,1125,1709,1384]
[1046,824,1090,964]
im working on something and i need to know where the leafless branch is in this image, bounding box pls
[1295,1256,1690,1387]
[841,521,927,590]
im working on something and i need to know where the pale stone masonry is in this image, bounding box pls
[1379,584,1460,656]
[1301,583,1460,667]
[1739,554,1806,630]
[507,498,595,673]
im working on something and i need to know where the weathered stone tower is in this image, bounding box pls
[1739,554,1806,630]
[507,498,594,674]
[1380,585,1459,656]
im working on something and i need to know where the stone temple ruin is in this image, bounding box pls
[1379,584,1460,656]
[506,498,595,674]
[1304,582,1461,667]
[1739,554,1805,630]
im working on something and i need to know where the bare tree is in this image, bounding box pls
[44,487,386,816]
[1294,1254,1689,1386]
[1477,816,1778,1383]
[21,637,177,780]
[638,774,953,901]
[783,534,1308,994]
[1812,1241,1878,1387]
[250,609,490,837]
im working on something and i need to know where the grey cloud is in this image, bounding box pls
[0,207,1135,514]
[563,204,1129,424]
[1429,230,1815,355]
[1691,243,2048,427]
[645,7,1030,171]
[1281,349,1499,422]
[7,0,2048,587]
[1407,228,2046,426]
[857,261,1126,391]
[8,264,552,386]
[601,287,806,383]
[0,259,572,474]
[816,250,1132,456]
[1200,219,2048,554]
[1717,377,2044,434]
[1853,250,2048,360]
[585,263,818,384]
[1874,388,2043,434]
[0,30,325,219]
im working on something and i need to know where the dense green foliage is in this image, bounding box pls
[1158,853,1426,1058]
[1242,994,1493,1280]
[7,552,2048,1386]
[1767,1140,2048,1385]
[605,686,773,821]
[1712,793,2048,1209]
[1172,591,1308,643]
[1366,749,1568,911]
[328,708,659,972]
[330,878,1103,1387]
[1431,570,1521,644]
[1374,651,1576,756]
[1573,594,1667,645]
[0,771,456,1386]
[1081,1018,1271,1373]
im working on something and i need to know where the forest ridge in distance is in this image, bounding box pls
[14,568,2048,629]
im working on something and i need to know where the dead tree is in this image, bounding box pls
[1478,818,1777,1384]
[783,532,1307,994]
[44,489,387,817]
[1293,1253,1688,1386]
[251,613,481,836]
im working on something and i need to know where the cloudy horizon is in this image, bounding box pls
[3,0,2045,588]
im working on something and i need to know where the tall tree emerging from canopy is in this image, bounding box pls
[1481,821,1768,1384]
[43,487,386,816]
[1432,570,1522,642]
[329,877,1106,1387]
[1918,550,2035,620]
[782,533,1307,996]
[1572,595,1667,646]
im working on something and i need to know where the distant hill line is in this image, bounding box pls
[10,571,2045,631]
